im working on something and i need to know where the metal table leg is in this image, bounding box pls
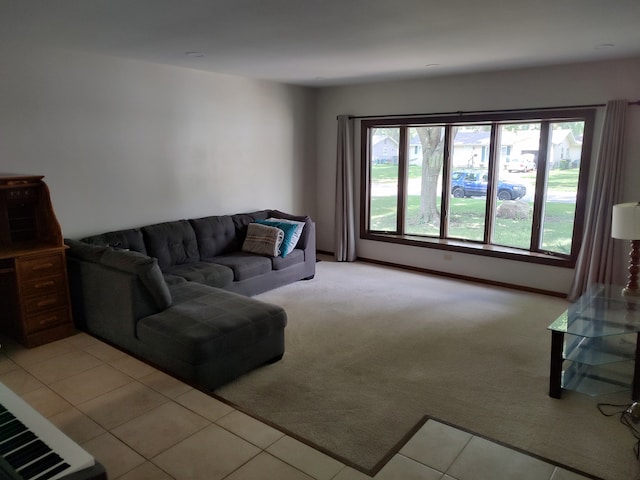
[549,330,564,398]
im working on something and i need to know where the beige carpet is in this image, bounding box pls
[215,258,639,480]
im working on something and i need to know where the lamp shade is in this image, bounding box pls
[612,202,640,240]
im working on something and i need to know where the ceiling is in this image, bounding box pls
[1,0,639,87]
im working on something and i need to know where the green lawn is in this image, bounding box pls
[371,164,422,182]
[372,164,579,187]
[369,167,578,254]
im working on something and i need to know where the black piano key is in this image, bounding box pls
[0,421,27,442]
[5,440,49,469]
[0,412,13,426]
[0,431,37,456]
[18,452,68,480]
[0,398,95,480]
[29,461,69,480]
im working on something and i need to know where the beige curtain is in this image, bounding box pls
[335,115,356,261]
[568,99,628,300]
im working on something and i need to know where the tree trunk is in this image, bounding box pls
[415,127,445,225]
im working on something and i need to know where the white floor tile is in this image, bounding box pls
[267,436,344,480]
[400,420,472,472]
[225,452,315,480]
[152,424,260,480]
[0,334,599,480]
[216,410,284,449]
[447,436,555,480]
[332,466,373,479]
[373,455,442,480]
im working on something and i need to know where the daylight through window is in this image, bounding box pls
[361,108,595,266]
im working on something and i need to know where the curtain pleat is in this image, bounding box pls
[335,115,356,261]
[568,99,628,300]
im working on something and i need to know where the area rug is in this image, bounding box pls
[214,258,639,480]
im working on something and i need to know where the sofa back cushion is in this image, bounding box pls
[231,210,272,244]
[82,228,147,255]
[142,220,200,269]
[190,215,239,259]
[65,238,110,263]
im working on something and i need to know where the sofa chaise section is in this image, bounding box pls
[137,282,286,390]
[65,240,287,390]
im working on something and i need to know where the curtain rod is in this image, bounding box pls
[345,100,640,120]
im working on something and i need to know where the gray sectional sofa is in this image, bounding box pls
[65,209,315,390]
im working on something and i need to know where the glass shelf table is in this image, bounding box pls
[548,284,640,399]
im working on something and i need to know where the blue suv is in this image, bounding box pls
[451,171,526,200]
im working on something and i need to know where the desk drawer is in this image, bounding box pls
[25,307,70,334]
[24,291,67,315]
[18,253,64,279]
[21,274,65,297]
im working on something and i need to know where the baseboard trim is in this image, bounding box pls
[356,255,567,298]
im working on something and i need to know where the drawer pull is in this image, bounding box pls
[38,315,58,326]
[34,280,55,289]
[32,263,54,271]
[37,298,57,308]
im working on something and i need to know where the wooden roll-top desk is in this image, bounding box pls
[0,174,75,347]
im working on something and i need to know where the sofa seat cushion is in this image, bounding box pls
[163,273,188,286]
[163,262,234,288]
[137,289,287,365]
[168,281,218,304]
[206,253,272,281]
[271,249,304,270]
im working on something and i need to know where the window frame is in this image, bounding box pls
[360,108,595,268]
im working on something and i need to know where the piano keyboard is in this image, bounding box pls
[0,382,95,480]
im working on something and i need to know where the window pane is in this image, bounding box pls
[404,126,445,236]
[448,126,490,242]
[492,124,538,249]
[361,108,593,266]
[540,121,584,254]
[369,127,400,231]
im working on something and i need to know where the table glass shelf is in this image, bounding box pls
[562,361,633,396]
[564,334,636,365]
[548,284,640,398]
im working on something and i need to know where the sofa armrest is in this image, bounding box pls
[66,239,172,310]
[298,219,315,257]
[65,239,172,347]
[100,249,172,309]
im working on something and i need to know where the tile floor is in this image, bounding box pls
[0,332,594,480]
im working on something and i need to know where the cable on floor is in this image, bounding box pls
[598,402,640,459]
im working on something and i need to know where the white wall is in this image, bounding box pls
[316,58,640,294]
[0,47,317,238]
[2,46,638,294]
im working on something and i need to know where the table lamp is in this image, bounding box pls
[612,202,640,296]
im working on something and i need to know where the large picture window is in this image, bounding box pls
[361,108,595,267]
